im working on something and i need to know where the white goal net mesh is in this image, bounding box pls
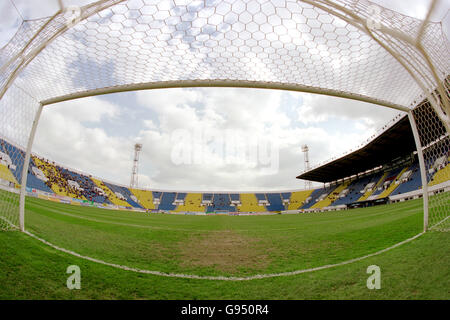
[0,0,449,231]
[0,85,40,230]
[412,83,450,231]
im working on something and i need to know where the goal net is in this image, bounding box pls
[412,91,450,231]
[0,0,448,231]
[0,85,40,230]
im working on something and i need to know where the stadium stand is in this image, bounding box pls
[33,157,84,199]
[377,167,410,199]
[287,190,314,210]
[0,102,448,214]
[58,167,109,203]
[90,177,131,207]
[208,193,236,212]
[280,192,291,203]
[1,147,448,213]
[176,192,187,201]
[0,147,53,194]
[158,192,177,211]
[332,175,373,206]
[265,193,285,211]
[130,189,155,210]
[311,181,351,209]
[103,181,142,208]
[429,152,450,186]
[255,193,267,202]
[172,192,186,208]
[391,162,422,195]
[296,101,448,210]
[0,139,25,184]
[201,193,213,212]
[366,167,404,199]
[26,160,54,194]
[0,163,17,185]
[297,115,416,183]
[152,191,163,200]
[230,194,240,201]
[358,171,387,201]
[429,160,450,186]
[302,187,336,209]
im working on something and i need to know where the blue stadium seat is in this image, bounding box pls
[158,192,177,210]
[265,193,284,211]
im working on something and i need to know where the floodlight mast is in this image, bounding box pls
[302,145,312,190]
[130,143,143,189]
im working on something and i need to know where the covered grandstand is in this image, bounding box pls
[297,99,450,210]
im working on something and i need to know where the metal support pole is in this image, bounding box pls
[407,110,429,232]
[130,143,143,189]
[19,103,44,232]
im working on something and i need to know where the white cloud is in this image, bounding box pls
[46,97,121,123]
[0,0,99,47]
[112,88,399,191]
[33,97,131,184]
[297,92,403,128]
[133,88,290,190]
[371,0,447,21]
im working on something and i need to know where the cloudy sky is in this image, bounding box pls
[1,0,449,192]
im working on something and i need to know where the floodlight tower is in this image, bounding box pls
[130,143,143,189]
[302,145,312,190]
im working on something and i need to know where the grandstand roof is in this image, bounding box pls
[297,115,416,183]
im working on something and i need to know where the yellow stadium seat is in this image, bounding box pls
[174,193,205,212]
[238,193,266,212]
[287,190,314,210]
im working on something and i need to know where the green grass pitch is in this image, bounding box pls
[0,195,448,299]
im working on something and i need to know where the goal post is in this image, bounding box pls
[411,96,450,231]
[0,85,42,230]
[407,111,429,231]
[19,103,44,232]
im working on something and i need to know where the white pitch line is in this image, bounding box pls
[19,205,449,280]
[24,229,425,281]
